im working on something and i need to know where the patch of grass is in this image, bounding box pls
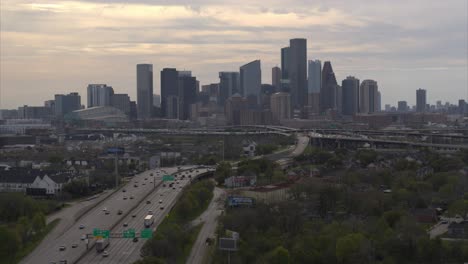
[15,218,60,263]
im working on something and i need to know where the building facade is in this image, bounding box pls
[416,88,427,112]
[219,72,240,107]
[137,64,153,119]
[240,60,261,108]
[359,80,379,114]
[161,68,179,118]
[55,93,81,118]
[270,92,291,124]
[87,84,114,108]
[308,59,321,94]
[341,76,360,116]
[288,38,307,110]
[320,61,338,113]
[272,66,281,90]
[111,94,131,115]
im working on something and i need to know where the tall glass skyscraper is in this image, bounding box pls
[320,61,338,113]
[137,64,153,119]
[240,60,261,108]
[341,76,360,116]
[307,60,321,94]
[288,38,307,110]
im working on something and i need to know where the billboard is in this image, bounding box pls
[219,238,238,251]
[107,147,125,154]
[227,196,255,207]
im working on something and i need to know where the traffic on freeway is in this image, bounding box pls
[20,166,207,264]
[78,167,212,264]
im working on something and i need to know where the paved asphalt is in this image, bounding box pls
[21,166,195,264]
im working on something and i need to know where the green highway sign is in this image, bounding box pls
[93,228,110,238]
[102,230,110,238]
[141,228,153,239]
[123,228,136,238]
[162,175,175,182]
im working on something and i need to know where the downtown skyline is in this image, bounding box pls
[1,0,467,109]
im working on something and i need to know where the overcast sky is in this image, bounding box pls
[0,0,467,109]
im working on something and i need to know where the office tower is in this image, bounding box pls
[341,76,360,116]
[320,61,338,112]
[153,95,161,108]
[398,101,408,112]
[260,84,276,110]
[178,75,197,120]
[44,100,55,116]
[272,67,281,90]
[280,47,290,92]
[225,94,248,125]
[201,83,219,103]
[308,60,322,94]
[459,99,466,115]
[385,104,391,112]
[218,72,240,107]
[288,38,307,110]
[240,60,261,109]
[359,80,379,113]
[270,92,291,123]
[55,92,81,117]
[137,64,153,119]
[161,68,178,118]
[416,88,427,112]
[18,105,52,119]
[87,84,114,108]
[111,94,131,115]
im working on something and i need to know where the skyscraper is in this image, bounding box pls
[111,94,131,115]
[55,92,81,118]
[87,84,114,108]
[288,38,307,110]
[307,60,321,94]
[459,99,466,115]
[320,61,338,113]
[341,76,360,116]
[272,66,281,90]
[137,64,153,119]
[178,75,197,120]
[218,72,240,107]
[359,80,379,113]
[416,88,427,112]
[270,92,291,124]
[398,101,408,112]
[225,94,247,126]
[280,47,290,92]
[160,68,178,118]
[240,60,261,108]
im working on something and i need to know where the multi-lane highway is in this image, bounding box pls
[20,166,203,264]
[78,167,212,264]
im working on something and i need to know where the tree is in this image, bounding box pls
[215,162,232,185]
[0,226,20,263]
[335,233,369,263]
[265,246,290,264]
[32,212,46,233]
